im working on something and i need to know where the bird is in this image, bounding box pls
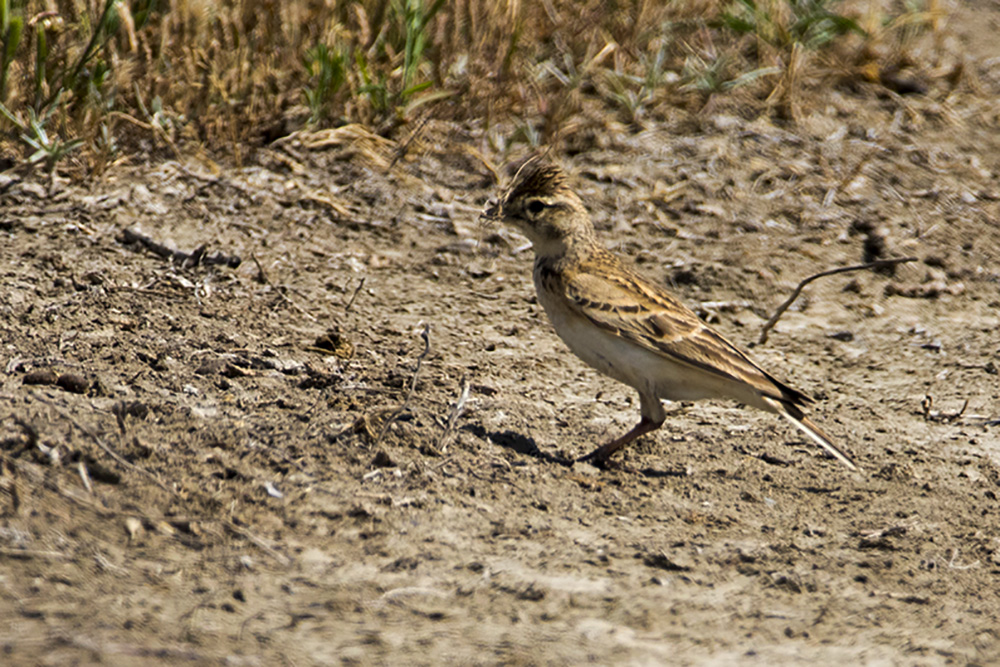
[481,158,858,471]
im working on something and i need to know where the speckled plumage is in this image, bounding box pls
[483,158,858,470]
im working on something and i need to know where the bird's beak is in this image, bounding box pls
[480,198,501,225]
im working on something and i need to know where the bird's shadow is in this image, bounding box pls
[462,424,573,467]
[461,424,688,477]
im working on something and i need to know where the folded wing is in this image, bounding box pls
[561,255,812,408]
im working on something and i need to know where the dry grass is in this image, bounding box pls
[0,0,952,175]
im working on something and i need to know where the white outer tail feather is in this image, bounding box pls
[763,397,859,471]
[779,411,859,471]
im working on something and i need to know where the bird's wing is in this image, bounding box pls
[557,256,811,406]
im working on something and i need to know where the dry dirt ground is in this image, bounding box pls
[3,21,1000,667]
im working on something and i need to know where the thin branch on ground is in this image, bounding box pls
[921,395,969,423]
[250,253,270,284]
[6,357,84,373]
[0,547,70,560]
[32,393,176,495]
[77,460,94,494]
[388,116,431,172]
[345,276,367,312]
[222,520,291,567]
[375,324,431,446]
[251,253,318,322]
[757,257,917,345]
[109,108,181,159]
[119,228,242,268]
[437,375,471,454]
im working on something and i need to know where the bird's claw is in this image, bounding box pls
[576,450,612,469]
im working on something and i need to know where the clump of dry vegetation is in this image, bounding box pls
[0,0,952,176]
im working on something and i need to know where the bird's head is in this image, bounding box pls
[481,158,594,255]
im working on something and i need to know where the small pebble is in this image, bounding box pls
[23,369,59,386]
[56,373,89,394]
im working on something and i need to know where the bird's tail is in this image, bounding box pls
[765,398,860,471]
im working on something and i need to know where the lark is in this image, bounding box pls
[481,159,858,471]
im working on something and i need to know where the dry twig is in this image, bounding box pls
[388,116,431,172]
[375,324,431,446]
[251,253,318,322]
[32,394,175,494]
[0,547,69,560]
[345,277,367,313]
[757,257,917,345]
[77,460,94,494]
[222,520,291,567]
[437,376,471,454]
[119,228,242,268]
[921,395,969,423]
[110,108,181,159]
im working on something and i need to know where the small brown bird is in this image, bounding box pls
[482,158,858,471]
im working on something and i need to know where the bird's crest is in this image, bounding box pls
[502,157,568,204]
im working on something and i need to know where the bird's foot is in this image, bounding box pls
[576,449,611,468]
[576,449,641,473]
[549,453,575,467]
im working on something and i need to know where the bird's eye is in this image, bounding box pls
[526,199,546,215]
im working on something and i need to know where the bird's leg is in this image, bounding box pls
[577,392,665,465]
[576,417,661,465]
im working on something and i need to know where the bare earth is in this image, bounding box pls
[3,17,1000,667]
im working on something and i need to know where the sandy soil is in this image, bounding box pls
[3,14,1000,667]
